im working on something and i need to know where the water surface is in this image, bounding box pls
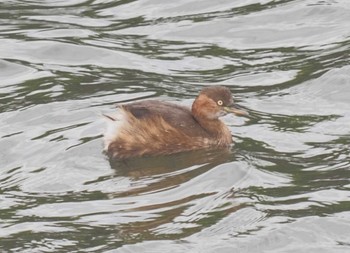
[0,0,350,252]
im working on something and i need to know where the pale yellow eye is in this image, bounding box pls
[217,100,223,106]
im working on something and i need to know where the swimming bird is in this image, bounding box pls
[104,86,248,159]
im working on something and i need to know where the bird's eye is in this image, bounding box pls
[217,100,223,106]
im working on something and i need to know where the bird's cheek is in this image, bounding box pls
[217,110,227,117]
[208,109,225,119]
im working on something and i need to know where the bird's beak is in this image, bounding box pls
[224,104,249,117]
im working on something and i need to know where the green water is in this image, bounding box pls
[0,0,349,252]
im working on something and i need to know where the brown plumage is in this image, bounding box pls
[103,86,248,159]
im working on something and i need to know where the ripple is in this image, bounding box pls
[109,1,350,49]
[1,0,350,252]
[0,60,52,88]
[27,15,112,27]
[27,28,96,39]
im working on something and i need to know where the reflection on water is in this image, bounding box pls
[0,0,350,252]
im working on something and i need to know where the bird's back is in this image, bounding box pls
[122,100,211,138]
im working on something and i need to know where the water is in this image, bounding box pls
[0,0,349,252]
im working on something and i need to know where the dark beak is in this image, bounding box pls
[224,104,249,117]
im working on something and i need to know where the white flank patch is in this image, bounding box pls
[103,109,127,151]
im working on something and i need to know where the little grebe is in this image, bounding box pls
[104,86,248,159]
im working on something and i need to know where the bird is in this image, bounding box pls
[103,86,248,159]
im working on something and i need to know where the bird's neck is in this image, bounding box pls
[192,96,232,145]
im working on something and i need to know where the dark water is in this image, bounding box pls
[1,0,350,252]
